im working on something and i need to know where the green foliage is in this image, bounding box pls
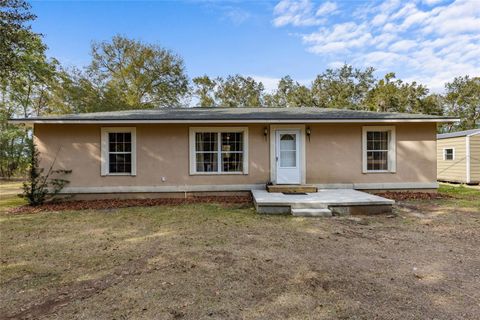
[215,75,264,107]
[443,76,480,131]
[0,109,29,177]
[191,75,264,108]
[264,76,314,108]
[49,36,190,112]
[0,29,57,178]
[192,75,216,107]
[365,72,443,115]
[311,64,376,109]
[21,141,71,206]
[0,0,37,79]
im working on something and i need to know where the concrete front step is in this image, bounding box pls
[291,202,329,209]
[267,184,318,193]
[291,208,333,217]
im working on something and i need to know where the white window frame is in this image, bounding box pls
[101,127,137,176]
[362,126,396,173]
[189,127,248,175]
[443,147,455,161]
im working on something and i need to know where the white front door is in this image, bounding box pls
[276,130,301,184]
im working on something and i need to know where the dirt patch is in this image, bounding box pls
[3,239,168,320]
[1,188,479,320]
[6,195,252,214]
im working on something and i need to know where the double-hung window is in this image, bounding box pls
[362,126,396,173]
[101,127,136,176]
[190,127,248,174]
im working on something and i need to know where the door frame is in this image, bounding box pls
[269,124,306,184]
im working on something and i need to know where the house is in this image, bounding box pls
[437,129,480,184]
[11,108,457,200]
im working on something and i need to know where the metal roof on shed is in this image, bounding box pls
[437,129,480,139]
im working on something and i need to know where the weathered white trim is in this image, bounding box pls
[60,184,265,194]
[101,127,136,176]
[442,147,455,161]
[269,124,306,185]
[59,182,439,194]
[466,136,470,184]
[10,118,460,125]
[315,182,439,190]
[362,126,396,173]
[188,127,248,175]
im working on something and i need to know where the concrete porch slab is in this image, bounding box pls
[252,189,395,215]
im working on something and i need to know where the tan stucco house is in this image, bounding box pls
[437,129,480,184]
[11,108,457,198]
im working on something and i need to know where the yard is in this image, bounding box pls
[1,183,479,320]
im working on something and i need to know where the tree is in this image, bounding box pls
[214,75,264,107]
[365,72,442,115]
[86,35,189,109]
[0,32,58,178]
[0,0,37,79]
[47,67,108,114]
[311,64,376,109]
[192,75,217,107]
[264,76,314,108]
[443,76,480,131]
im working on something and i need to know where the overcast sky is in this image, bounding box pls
[31,0,480,92]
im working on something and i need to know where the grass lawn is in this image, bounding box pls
[0,182,479,319]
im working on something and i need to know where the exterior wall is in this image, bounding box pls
[34,122,438,193]
[437,136,467,183]
[306,123,437,185]
[469,134,480,183]
[34,124,270,190]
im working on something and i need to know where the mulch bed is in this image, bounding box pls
[375,191,451,201]
[7,195,253,215]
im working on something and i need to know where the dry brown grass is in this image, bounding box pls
[0,185,479,319]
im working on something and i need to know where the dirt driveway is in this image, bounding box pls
[0,184,479,319]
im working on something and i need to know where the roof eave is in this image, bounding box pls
[9,118,461,125]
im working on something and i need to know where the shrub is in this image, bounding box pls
[21,141,71,206]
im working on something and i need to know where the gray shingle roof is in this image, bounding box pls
[437,129,480,139]
[10,107,458,123]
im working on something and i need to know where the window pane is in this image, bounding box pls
[444,149,453,160]
[222,152,243,172]
[280,150,296,167]
[196,152,218,172]
[221,132,243,152]
[109,132,116,143]
[109,153,131,173]
[196,132,217,152]
[108,132,132,174]
[367,131,389,151]
[366,130,389,171]
[367,151,388,171]
[280,134,296,151]
[109,132,131,153]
